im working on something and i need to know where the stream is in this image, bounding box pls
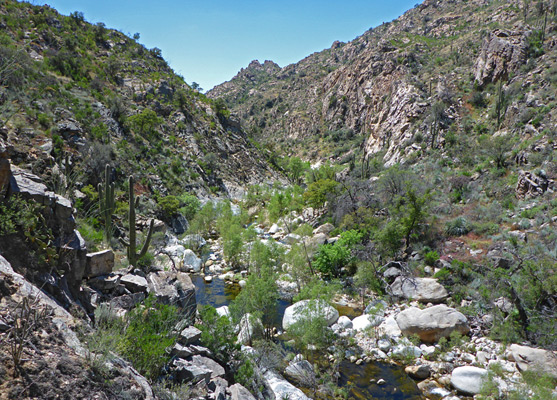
[191,275,423,400]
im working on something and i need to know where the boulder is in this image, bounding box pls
[313,223,334,236]
[336,316,353,330]
[216,305,231,319]
[88,274,120,292]
[182,249,201,272]
[474,30,528,87]
[377,315,402,339]
[352,314,384,331]
[509,344,557,379]
[171,214,189,235]
[390,277,448,303]
[120,274,148,293]
[405,364,431,380]
[172,358,211,384]
[263,370,310,400]
[110,293,145,310]
[86,250,114,278]
[180,326,202,345]
[282,300,339,330]
[237,314,264,345]
[450,366,488,395]
[181,234,206,249]
[268,223,279,234]
[229,383,256,400]
[10,167,75,234]
[284,233,301,245]
[146,270,196,317]
[284,360,316,385]
[395,305,470,343]
[189,355,225,379]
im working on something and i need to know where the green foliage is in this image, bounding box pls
[216,203,246,268]
[423,250,439,266]
[0,196,57,265]
[288,300,336,352]
[178,193,201,220]
[119,295,181,380]
[285,156,309,184]
[445,216,470,236]
[127,108,163,140]
[313,230,362,278]
[158,195,180,219]
[187,202,217,235]
[230,263,279,334]
[303,179,339,208]
[268,186,304,222]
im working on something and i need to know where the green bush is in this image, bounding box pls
[178,193,201,220]
[158,195,180,219]
[119,295,181,380]
[424,250,439,266]
[313,230,362,278]
[303,179,339,208]
[445,216,470,236]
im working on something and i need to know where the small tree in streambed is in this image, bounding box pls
[98,164,115,243]
[119,176,154,270]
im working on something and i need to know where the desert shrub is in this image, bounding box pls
[313,230,362,278]
[303,179,339,208]
[157,195,180,219]
[178,193,201,220]
[119,295,181,380]
[445,216,470,236]
[424,250,439,266]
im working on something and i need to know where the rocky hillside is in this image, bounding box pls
[0,0,279,201]
[210,0,557,167]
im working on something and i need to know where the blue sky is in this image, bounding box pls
[40,1,420,90]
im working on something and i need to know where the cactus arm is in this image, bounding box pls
[138,219,154,259]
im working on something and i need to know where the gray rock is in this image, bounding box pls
[190,355,225,378]
[182,234,207,249]
[282,300,339,330]
[377,339,392,352]
[390,276,448,303]
[365,299,388,314]
[171,343,194,358]
[509,344,557,379]
[383,266,403,283]
[237,314,264,345]
[146,270,196,318]
[88,274,120,292]
[264,370,310,400]
[86,249,114,278]
[336,315,353,330]
[352,314,384,331]
[180,326,202,345]
[182,249,201,272]
[450,366,488,395]
[229,383,256,400]
[395,305,470,343]
[120,274,148,293]
[285,360,316,385]
[172,358,211,384]
[392,345,422,359]
[171,214,189,235]
[313,223,334,236]
[110,293,145,310]
[284,233,301,245]
[268,223,279,234]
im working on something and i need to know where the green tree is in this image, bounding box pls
[127,108,162,140]
[303,179,339,208]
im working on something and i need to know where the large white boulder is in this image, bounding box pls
[509,344,557,379]
[282,300,339,330]
[182,249,201,272]
[264,370,310,400]
[395,304,469,343]
[450,366,488,395]
[390,276,448,303]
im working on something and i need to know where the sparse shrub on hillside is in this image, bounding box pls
[445,216,470,236]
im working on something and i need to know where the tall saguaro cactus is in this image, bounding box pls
[98,164,115,243]
[119,175,154,269]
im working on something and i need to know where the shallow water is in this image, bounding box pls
[192,275,424,400]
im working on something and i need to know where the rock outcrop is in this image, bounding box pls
[282,299,339,330]
[395,305,470,343]
[390,276,449,303]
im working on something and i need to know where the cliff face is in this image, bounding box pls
[0,1,279,200]
[209,0,556,166]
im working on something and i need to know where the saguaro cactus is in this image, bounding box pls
[119,175,154,269]
[98,164,115,242]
